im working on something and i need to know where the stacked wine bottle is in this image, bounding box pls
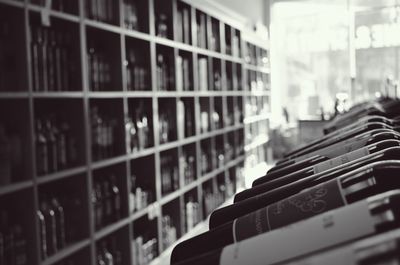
[171,97,400,265]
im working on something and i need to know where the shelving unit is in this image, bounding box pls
[242,30,271,183]
[0,0,270,264]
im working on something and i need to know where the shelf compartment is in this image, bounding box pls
[234,63,242,91]
[95,225,130,265]
[235,96,244,125]
[200,138,213,175]
[132,215,159,265]
[224,24,232,55]
[127,98,154,153]
[161,198,181,251]
[176,1,192,45]
[37,173,90,261]
[30,0,79,16]
[180,143,197,186]
[227,166,237,197]
[0,99,31,186]
[236,128,245,157]
[211,58,222,91]
[160,148,179,196]
[195,10,208,49]
[232,28,241,58]
[216,172,228,203]
[176,50,193,91]
[215,135,225,169]
[177,98,195,140]
[29,13,82,92]
[209,17,221,52]
[0,4,27,92]
[34,98,85,177]
[130,155,156,213]
[212,97,223,130]
[225,61,233,91]
[199,97,211,134]
[85,0,119,26]
[122,0,149,33]
[154,0,173,40]
[86,27,122,91]
[125,37,151,91]
[92,162,128,232]
[226,96,234,127]
[89,99,125,162]
[197,55,209,91]
[225,131,235,162]
[0,188,36,265]
[201,178,215,218]
[156,45,175,91]
[158,98,177,144]
[183,188,201,233]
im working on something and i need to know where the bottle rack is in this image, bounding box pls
[0,0,270,264]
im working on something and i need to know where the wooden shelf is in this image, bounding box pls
[37,166,88,185]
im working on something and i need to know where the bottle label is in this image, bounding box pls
[233,178,346,242]
[313,147,370,174]
[222,200,375,265]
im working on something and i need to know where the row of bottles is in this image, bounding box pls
[175,56,192,91]
[159,106,176,144]
[86,0,117,24]
[156,53,174,91]
[30,25,77,92]
[0,125,24,185]
[203,190,224,217]
[0,211,28,265]
[90,106,117,161]
[177,100,194,140]
[37,196,67,259]
[180,152,196,186]
[92,175,122,230]
[184,199,201,232]
[160,154,179,195]
[123,0,139,30]
[30,0,77,14]
[126,101,153,153]
[125,49,149,91]
[156,13,169,39]
[200,144,213,174]
[96,237,122,265]
[161,215,177,250]
[129,175,153,213]
[87,41,113,92]
[133,236,158,265]
[35,117,78,176]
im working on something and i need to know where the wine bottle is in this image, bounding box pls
[110,175,121,220]
[51,198,66,250]
[272,228,400,265]
[171,162,400,263]
[40,199,58,256]
[241,139,400,201]
[209,147,400,229]
[272,129,400,170]
[173,190,400,265]
[255,132,400,187]
[37,210,47,260]
[36,120,49,176]
[281,122,394,160]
